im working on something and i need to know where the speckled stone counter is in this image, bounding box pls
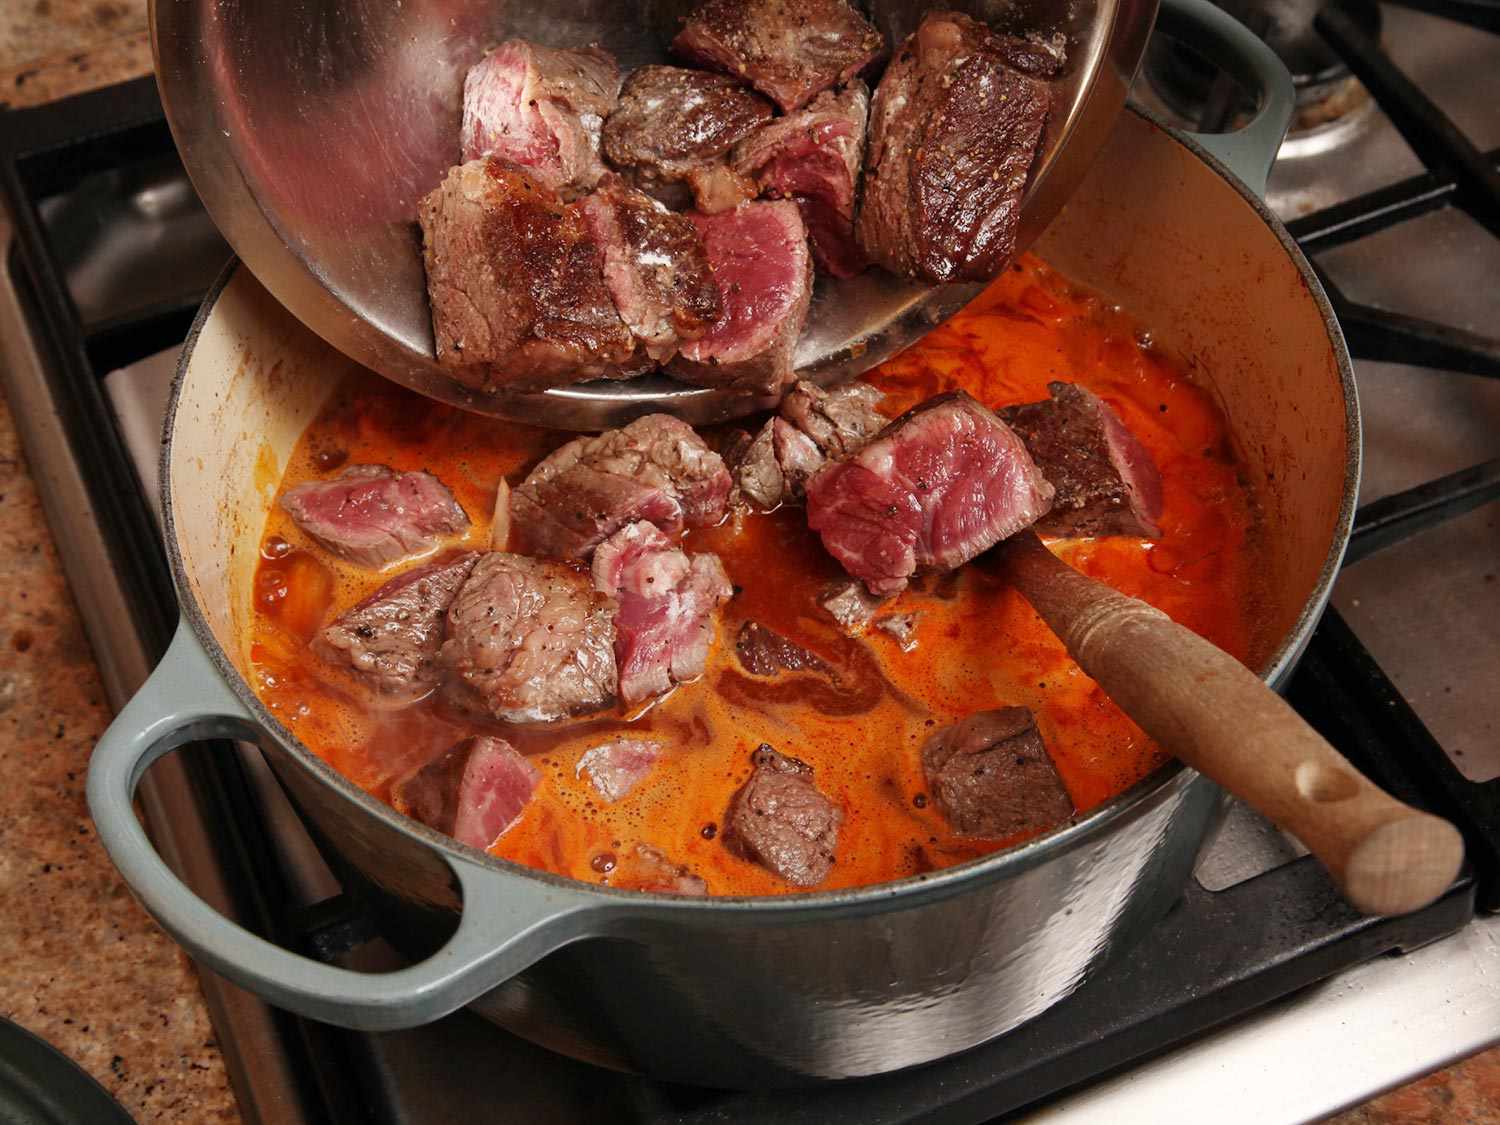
[0,2,151,111]
[0,7,237,1122]
[0,4,1492,1123]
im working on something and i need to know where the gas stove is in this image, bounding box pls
[1,5,1498,1122]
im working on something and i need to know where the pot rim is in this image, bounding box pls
[161,105,1360,917]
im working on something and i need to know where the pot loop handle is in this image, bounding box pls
[87,623,603,1031]
[1153,0,1297,197]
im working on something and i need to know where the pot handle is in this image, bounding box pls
[1153,0,1296,197]
[87,623,606,1031]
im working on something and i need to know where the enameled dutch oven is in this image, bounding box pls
[87,0,1359,1088]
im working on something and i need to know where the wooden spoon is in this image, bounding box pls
[993,529,1464,917]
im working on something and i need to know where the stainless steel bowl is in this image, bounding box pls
[150,0,1158,426]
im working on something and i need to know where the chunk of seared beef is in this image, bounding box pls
[717,427,756,473]
[592,522,732,705]
[612,843,709,895]
[280,464,469,569]
[728,380,884,509]
[576,175,722,362]
[673,0,885,113]
[461,40,621,198]
[603,66,773,211]
[858,12,1050,283]
[921,707,1072,837]
[733,417,823,508]
[511,415,733,560]
[780,379,885,457]
[392,736,539,849]
[440,553,617,722]
[805,391,1054,595]
[1000,381,1164,538]
[669,201,814,396]
[735,621,830,677]
[725,744,842,886]
[576,739,661,802]
[418,159,639,389]
[818,579,887,630]
[733,84,869,276]
[315,552,479,699]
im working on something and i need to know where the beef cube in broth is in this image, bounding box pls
[732,381,885,509]
[510,414,732,560]
[280,464,469,570]
[418,159,639,390]
[725,744,843,886]
[1001,381,1165,538]
[315,552,479,700]
[393,736,540,849]
[734,621,831,677]
[577,739,662,803]
[717,427,756,474]
[576,175,722,363]
[440,553,618,723]
[669,201,814,397]
[780,379,885,458]
[858,12,1052,283]
[602,66,773,211]
[733,84,870,276]
[673,0,885,113]
[732,417,824,509]
[921,707,1073,837]
[592,522,733,705]
[806,391,1055,595]
[462,41,621,199]
[732,620,899,717]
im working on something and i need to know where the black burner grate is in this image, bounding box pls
[1289,6,1500,380]
[1,31,1497,1121]
[1379,0,1500,31]
[1291,0,1500,908]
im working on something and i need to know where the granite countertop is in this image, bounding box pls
[1,13,238,1124]
[0,4,1493,1124]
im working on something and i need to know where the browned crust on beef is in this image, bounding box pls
[418,159,641,390]
[724,743,843,885]
[857,12,1050,283]
[921,707,1073,837]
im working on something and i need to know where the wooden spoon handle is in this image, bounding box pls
[995,530,1463,916]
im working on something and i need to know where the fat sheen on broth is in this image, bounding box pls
[249,255,1261,897]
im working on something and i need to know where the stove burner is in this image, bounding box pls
[1144,0,1381,134]
[1237,0,1381,94]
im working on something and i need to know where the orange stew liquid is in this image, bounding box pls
[250,256,1260,896]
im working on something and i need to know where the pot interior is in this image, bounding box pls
[1033,118,1356,679]
[165,105,1355,887]
[167,275,360,673]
